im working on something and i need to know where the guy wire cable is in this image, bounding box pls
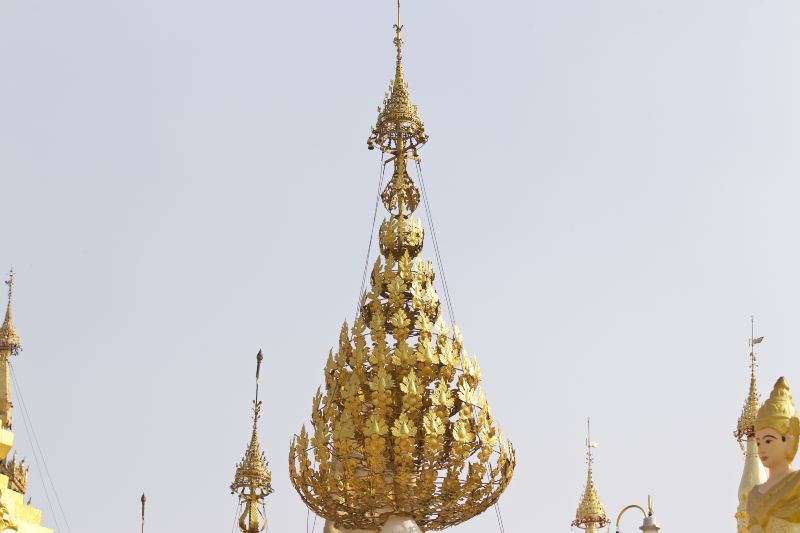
[356,152,387,316]
[231,501,242,533]
[415,160,508,532]
[414,160,456,327]
[9,363,65,532]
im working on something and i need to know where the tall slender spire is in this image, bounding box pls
[290,4,514,531]
[735,317,762,446]
[231,350,273,533]
[0,270,21,357]
[733,317,767,533]
[0,270,21,433]
[572,419,609,533]
[0,269,28,494]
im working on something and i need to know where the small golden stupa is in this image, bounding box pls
[231,350,273,533]
[736,326,764,447]
[572,423,609,533]
[734,324,767,533]
[0,270,53,532]
[288,3,515,531]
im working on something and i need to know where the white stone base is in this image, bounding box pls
[380,516,422,533]
[323,516,421,533]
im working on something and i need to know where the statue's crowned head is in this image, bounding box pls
[755,377,800,466]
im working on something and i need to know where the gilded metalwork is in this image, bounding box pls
[0,451,27,494]
[736,324,763,446]
[367,10,427,156]
[231,350,273,533]
[572,425,609,532]
[0,271,52,532]
[289,10,514,531]
[0,492,18,531]
[0,271,20,356]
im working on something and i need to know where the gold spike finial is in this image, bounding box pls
[0,269,21,357]
[367,1,428,156]
[231,350,273,533]
[572,419,609,531]
[735,316,762,445]
[5,269,13,303]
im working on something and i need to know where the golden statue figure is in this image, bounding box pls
[747,377,800,533]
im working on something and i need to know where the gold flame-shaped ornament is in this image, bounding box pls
[288,12,515,533]
[231,351,273,533]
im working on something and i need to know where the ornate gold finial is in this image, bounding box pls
[572,419,610,532]
[367,0,428,156]
[0,450,28,494]
[231,350,273,533]
[0,270,21,357]
[756,377,800,461]
[736,317,763,446]
[289,6,514,530]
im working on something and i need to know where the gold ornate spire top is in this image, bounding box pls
[367,0,428,156]
[290,5,514,530]
[0,270,21,356]
[231,350,273,533]
[572,420,609,532]
[736,317,762,445]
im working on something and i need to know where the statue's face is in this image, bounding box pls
[756,427,792,470]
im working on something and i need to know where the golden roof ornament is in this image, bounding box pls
[0,450,28,494]
[367,1,427,156]
[0,270,21,356]
[289,3,514,530]
[231,350,273,533]
[572,421,609,532]
[735,319,763,447]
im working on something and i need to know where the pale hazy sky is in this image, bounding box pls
[1,1,800,532]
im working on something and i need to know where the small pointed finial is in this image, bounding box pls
[392,0,404,69]
[5,269,13,304]
[572,418,609,530]
[748,315,764,377]
[736,316,763,444]
[586,417,598,468]
[141,493,146,533]
[0,269,21,356]
[232,352,273,533]
[367,0,428,155]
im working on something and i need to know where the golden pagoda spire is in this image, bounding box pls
[572,420,610,533]
[367,0,428,156]
[0,270,21,358]
[0,270,21,433]
[231,350,273,533]
[735,317,763,447]
[734,318,767,533]
[289,3,514,530]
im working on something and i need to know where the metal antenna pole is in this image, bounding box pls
[141,493,146,533]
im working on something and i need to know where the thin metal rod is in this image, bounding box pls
[141,493,146,533]
[255,349,263,406]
